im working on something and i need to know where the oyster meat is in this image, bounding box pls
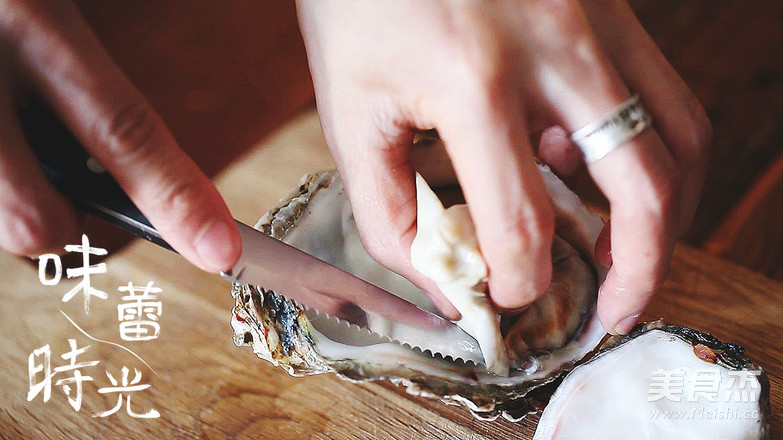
[230,166,606,420]
[410,173,509,376]
[534,321,770,439]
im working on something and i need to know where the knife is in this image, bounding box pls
[20,104,484,366]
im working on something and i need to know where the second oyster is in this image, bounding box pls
[534,321,770,439]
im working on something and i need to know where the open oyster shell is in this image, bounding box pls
[230,167,607,420]
[534,320,771,439]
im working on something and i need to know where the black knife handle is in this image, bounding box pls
[19,104,175,252]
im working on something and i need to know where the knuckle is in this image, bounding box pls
[364,239,395,269]
[95,101,159,162]
[445,17,512,102]
[530,0,589,44]
[364,218,413,268]
[154,176,205,225]
[538,0,581,13]
[363,233,408,275]
[502,204,556,251]
[561,39,611,88]
[360,195,417,268]
[455,48,510,104]
[525,1,610,83]
[503,206,555,243]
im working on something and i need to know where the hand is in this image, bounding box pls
[296,0,711,331]
[0,0,240,272]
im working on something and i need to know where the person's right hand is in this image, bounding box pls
[0,0,240,272]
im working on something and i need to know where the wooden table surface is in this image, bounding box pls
[1,110,780,440]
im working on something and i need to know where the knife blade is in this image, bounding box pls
[21,103,485,366]
[222,222,484,364]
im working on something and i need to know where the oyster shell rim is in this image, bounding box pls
[230,168,607,420]
[533,319,771,439]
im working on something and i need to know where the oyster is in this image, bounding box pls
[534,321,770,439]
[410,173,509,376]
[230,166,607,420]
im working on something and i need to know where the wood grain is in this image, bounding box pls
[0,110,780,439]
[633,0,783,248]
[704,153,783,281]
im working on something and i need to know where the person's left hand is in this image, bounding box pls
[296,0,712,332]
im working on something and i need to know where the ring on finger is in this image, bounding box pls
[570,94,653,163]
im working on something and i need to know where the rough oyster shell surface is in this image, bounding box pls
[230,167,607,420]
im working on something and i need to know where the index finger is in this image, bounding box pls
[435,90,555,312]
[10,0,240,272]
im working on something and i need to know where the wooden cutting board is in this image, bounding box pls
[0,110,780,439]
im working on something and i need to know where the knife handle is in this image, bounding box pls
[19,103,175,252]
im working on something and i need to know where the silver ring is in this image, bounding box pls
[570,94,653,163]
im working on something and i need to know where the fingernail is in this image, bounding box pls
[195,220,240,272]
[612,314,640,335]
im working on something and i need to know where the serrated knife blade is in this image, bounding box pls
[221,222,484,365]
[21,103,484,366]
